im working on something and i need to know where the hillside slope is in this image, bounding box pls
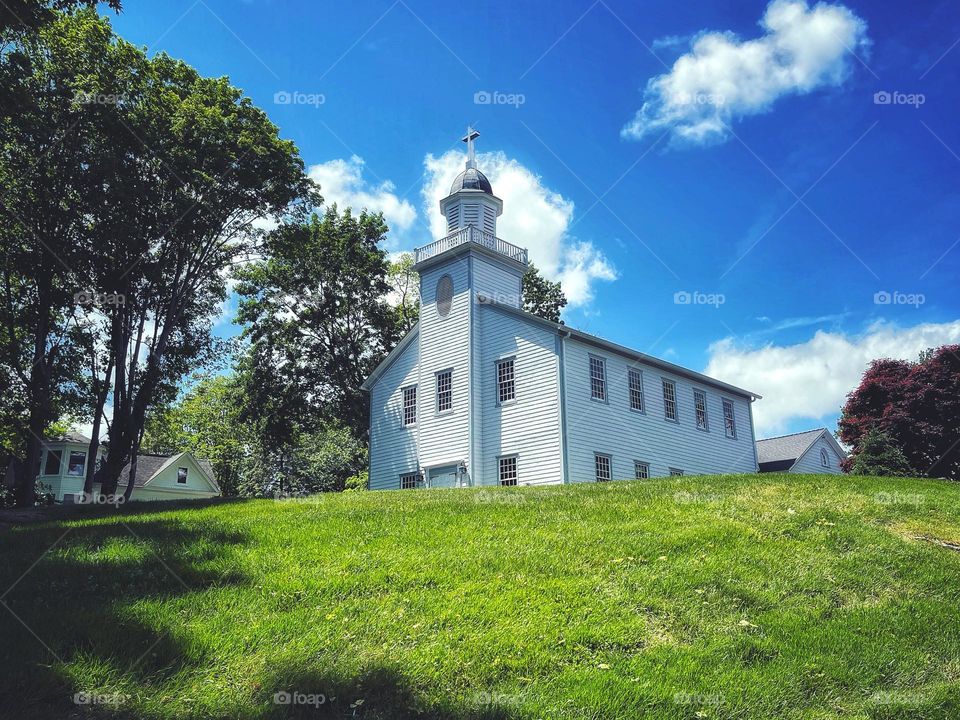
[1,474,959,719]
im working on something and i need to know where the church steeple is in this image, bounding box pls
[440,127,503,235]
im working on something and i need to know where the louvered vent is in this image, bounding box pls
[446,204,460,232]
[463,203,479,227]
[482,205,496,234]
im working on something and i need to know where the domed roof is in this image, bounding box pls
[450,167,493,194]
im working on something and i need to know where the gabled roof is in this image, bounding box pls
[756,428,847,471]
[113,452,221,493]
[361,323,419,391]
[484,300,762,400]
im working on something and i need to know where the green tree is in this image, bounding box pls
[388,251,419,333]
[522,263,567,322]
[236,206,399,440]
[849,428,915,477]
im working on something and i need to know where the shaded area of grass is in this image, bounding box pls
[0,474,959,719]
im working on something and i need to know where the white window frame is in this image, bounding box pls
[498,455,518,486]
[435,369,453,414]
[177,467,188,484]
[496,357,516,405]
[594,453,612,482]
[67,450,87,477]
[589,355,607,402]
[634,461,649,479]
[628,367,645,412]
[693,388,709,432]
[400,471,420,490]
[662,378,678,422]
[722,398,737,439]
[820,448,830,468]
[402,385,417,427]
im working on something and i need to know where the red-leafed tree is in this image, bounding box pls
[839,346,960,480]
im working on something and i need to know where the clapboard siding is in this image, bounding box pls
[478,306,562,485]
[417,261,471,473]
[562,338,757,482]
[369,332,420,490]
[792,435,844,474]
[472,253,523,306]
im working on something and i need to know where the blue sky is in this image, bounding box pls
[109,0,960,436]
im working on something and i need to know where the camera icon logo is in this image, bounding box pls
[273,91,292,105]
[474,90,492,105]
[873,290,891,305]
[273,691,291,705]
[673,290,692,305]
[873,91,891,105]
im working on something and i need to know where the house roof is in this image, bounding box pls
[755,428,847,471]
[485,300,762,400]
[44,431,91,445]
[113,452,221,493]
[361,302,762,401]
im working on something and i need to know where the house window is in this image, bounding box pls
[496,358,516,404]
[722,398,737,439]
[634,461,649,479]
[669,468,684,477]
[436,274,453,317]
[662,379,678,422]
[436,370,453,413]
[693,389,709,431]
[67,451,86,476]
[499,456,518,486]
[595,453,612,482]
[589,356,606,401]
[628,368,644,411]
[820,448,830,468]
[403,386,417,426]
[177,467,188,484]
[400,472,420,489]
[43,449,62,476]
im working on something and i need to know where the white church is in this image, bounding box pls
[362,130,762,489]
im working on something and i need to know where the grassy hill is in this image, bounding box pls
[1,473,959,719]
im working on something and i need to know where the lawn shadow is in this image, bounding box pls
[0,509,251,720]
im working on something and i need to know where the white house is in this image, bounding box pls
[362,130,762,489]
[36,433,221,502]
[756,428,847,474]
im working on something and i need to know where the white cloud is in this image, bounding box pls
[622,0,868,145]
[421,150,616,307]
[705,320,960,436]
[308,156,417,237]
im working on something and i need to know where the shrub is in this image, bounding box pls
[344,470,368,492]
[848,429,916,477]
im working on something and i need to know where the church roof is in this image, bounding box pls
[450,167,493,194]
[756,429,825,465]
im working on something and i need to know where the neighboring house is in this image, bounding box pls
[38,433,220,502]
[362,130,762,490]
[756,428,847,474]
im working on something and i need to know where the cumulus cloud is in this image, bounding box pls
[705,320,960,435]
[421,150,616,306]
[622,0,868,145]
[308,156,417,236]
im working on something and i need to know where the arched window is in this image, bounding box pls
[820,448,830,468]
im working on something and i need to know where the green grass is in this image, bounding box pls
[2,474,960,719]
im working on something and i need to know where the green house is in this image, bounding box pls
[38,433,220,503]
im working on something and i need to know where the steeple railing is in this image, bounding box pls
[414,226,528,265]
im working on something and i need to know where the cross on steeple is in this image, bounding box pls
[462,126,480,169]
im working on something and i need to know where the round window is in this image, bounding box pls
[436,274,453,317]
